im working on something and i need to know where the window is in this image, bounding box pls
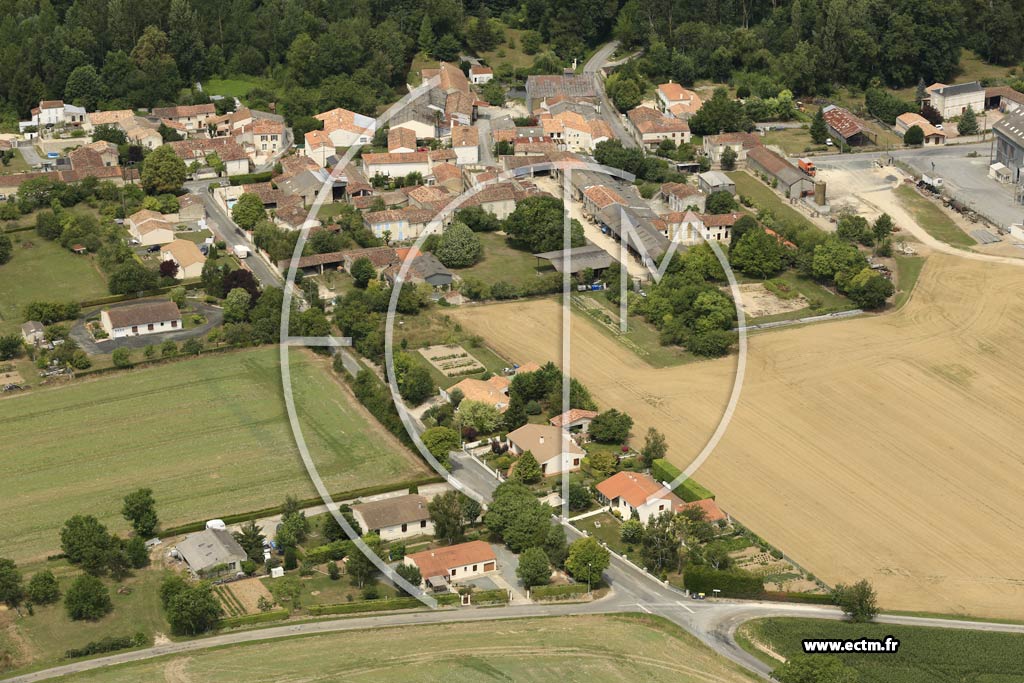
[171,320,178,328]
[147,323,154,331]
[420,520,427,528]
[131,326,138,334]
[472,564,478,571]
[401,523,407,532]
[451,568,457,576]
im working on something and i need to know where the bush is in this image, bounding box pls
[111,347,132,368]
[307,597,422,615]
[683,565,764,598]
[26,570,61,604]
[219,610,289,628]
[65,575,113,621]
[530,583,590,600]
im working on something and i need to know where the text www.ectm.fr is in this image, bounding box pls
[802,637,900,653]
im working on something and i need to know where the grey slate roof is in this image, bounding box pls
[176,528,247,573]
[932,81,983,97]
[994,110,1024,146]
[352,494,430,530]
[533,244,615,273]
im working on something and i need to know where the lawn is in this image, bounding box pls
[727,171,818,232]
[0,347,427,564]
[0,148,31,175]
[260,572,400,608]
[174,228,213,244]
[477,27,547,72]
[573,291,698,368]
[740,617,1024,682]
[0,235,109,335]
[60,614,755,682]
[1,563,170,676]
[573,512,635,560]
[199,77,268,100]
[761,127,820,156]
[454,231,554,289]
[893,255,926,309]
[893,185,975,248]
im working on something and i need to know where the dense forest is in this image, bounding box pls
[0,0,1020,129]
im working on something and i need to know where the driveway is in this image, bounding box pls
[71,301,223,353]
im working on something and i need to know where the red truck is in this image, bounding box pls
[798,158,816,176]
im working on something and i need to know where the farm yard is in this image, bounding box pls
[741,617,1024,682]
[449,254,1024,619]
[0,347,427,564]
[59,614,755,683]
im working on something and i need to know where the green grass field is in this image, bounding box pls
[727,171,818,232]
[742,617,1024,682]
[200,77,267,99]
[455,232,554,289]
[894,185,975,248]
[60,614,756,682]
[0,347,426,563]
[0,236,109,334]
[893,255,926,309]
[761,127,822,156]
[0,149,31,175]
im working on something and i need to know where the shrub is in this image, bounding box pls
[111,348,132,368]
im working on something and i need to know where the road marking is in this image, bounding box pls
[637,603,651,614]
[676,601,695,613]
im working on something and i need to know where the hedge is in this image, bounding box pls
[471,589,510,605]
[531,584,590,601]
[219,610,290,628]
[304,540,348,564]
[72,344,244,379]
[650,459,715,502]
[78,281,203,308]
[64,632,148,659]
[307,597,423,616]
[759,591,834,605]
[228,171,275,186]
[435,593,461,606]
[161,474,443,536]
[682,566,764,598]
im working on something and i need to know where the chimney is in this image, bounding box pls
[539,436,545,445]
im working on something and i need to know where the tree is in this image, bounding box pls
[566,481,593,511]
[516,547,552,588]
[232,193,267,231]
[641,428,668,465]
[165,581,221,635]
[395,562,422,591]
[61,515,113,576]
[141,146,187,195]
[233,520,265,560]
[65,575,112,620]
[641,512,680,574]
[620,519,644,545]
[846,267,894,309]
[26,570,60,605]
[435,222,483,268]
[606,73,642,112]
[589,409,633,444]
[417,15,435,54]
[511,450,543,484]
[0,233,11,265]
[504,196,585,253]
[0,334,22,361]
[565,537,610,587]
[453,399,503,434]
[953,96,977,131]
[0,558,23,610]
[350,257,376,288]
[346,534,382,587]
[903,124,924,146]
[122,488,159,538]
[112,347,132,368]
[730,228,784,279]
[720,146,737,171]
[810,108,828,144]
[484,482,551,552]
[428,491,480,544]
[64,65,104,110]
[705,191,739,214]
[833,579,879,622]
[108,260,158,295]
[421,426,461,464]
[688,87,751,136]
[872,214,895,243]
[773,655,859,683]
[588,449,618,478]
[182,338,203,355]
[223,287,252,323]
[521,30,543,55]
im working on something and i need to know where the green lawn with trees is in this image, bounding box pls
[0,347,426,564]
[742,617,1024,682]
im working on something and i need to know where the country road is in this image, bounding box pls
[583,41,638,149]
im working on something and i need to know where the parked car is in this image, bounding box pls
[146,244,161,253]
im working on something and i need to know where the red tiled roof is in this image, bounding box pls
[406,541,495,579]
[596,471,681,509]
[549,409,598,427]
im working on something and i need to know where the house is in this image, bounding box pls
[442,375,510,411]
[175,528,248,576]
[177,194,206,223]
[540,111,613,153]
[659,181,706,213]
[469,65,494,85]
[895,113,946,145]
[926,81,985,120]
[525,74,598,111]
[160,239,207,279]
[430,162,464,193]
[656,82,703,119]
[597,203,670,265]
[85,109,134,132]
[151,103,216,131]
[242,119,285,159]
[820,105,876,145]
[697,171,735,195]
[274,200,321,232]
[660,210,736,244]
[985,86,1024,114]
[388,127,418,154]
[580,184,626,218]
[303,129,335,167]
[316,107,377,147]
[745,146,814,198]
[169,138,250,176]
[21,321,45,346]
[626,106,691,148]
[384,252,453,289]
[506,423,585,476]
[69,141,119,169]
[597,471,682,525]
[363,206,438,241]
[127,209,175,246]
[404,540,497,591]
[362,152,432,179]
[451,125,479,165]
[124,125,163,150]
[703,132,761,165]
[549,408,598,433]
[351,494,433,541]
[100,300,182,338]
[19,100,86,131]
[993,110,1024,182]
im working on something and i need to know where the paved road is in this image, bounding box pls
[476,113,496,166]
[583,41,638,149]
[185,180,282,286]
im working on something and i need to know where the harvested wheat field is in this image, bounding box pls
[450,254,1024,618]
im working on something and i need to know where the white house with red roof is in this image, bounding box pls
[596,471,728,525]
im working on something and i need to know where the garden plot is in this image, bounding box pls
[731,283,808,319]
[418,344,485,378]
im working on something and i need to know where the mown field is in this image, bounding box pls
[62,614,756,682]
[743,617,1024,682]
[0,347,426,563]
[0,235,109,335]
